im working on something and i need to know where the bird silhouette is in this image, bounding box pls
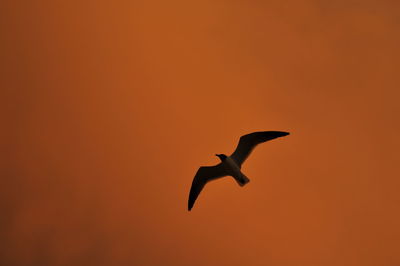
[188,131,289,211]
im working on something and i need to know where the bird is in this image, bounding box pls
[188,131,289,211]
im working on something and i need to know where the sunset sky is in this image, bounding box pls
[2,1,400,265]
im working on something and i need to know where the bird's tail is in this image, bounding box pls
[235,173,250,187]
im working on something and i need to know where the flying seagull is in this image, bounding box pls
[188,131,289,211]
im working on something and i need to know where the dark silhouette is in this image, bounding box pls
[188,131,289,211]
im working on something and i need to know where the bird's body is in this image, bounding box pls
[220,156,250,186]
[188,131,289,211]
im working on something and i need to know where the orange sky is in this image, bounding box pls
[2,1,400,265]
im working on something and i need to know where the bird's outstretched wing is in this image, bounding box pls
[188,164,227,211]
[230,131,289,167]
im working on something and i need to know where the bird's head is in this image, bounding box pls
[215,154,227,161]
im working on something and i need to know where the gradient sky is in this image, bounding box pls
[2,1,400,265]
